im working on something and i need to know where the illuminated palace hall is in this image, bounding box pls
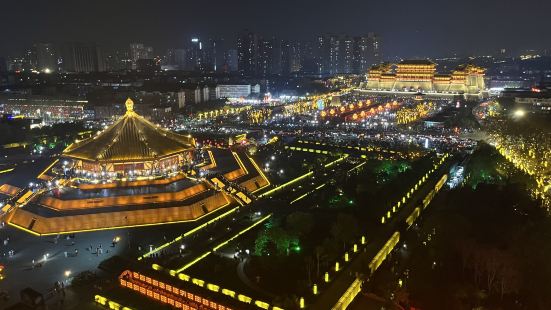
[63,98,196,178]
[364,60,486,95]
[4,99,269,235]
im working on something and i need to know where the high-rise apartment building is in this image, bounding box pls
[237,30,258,76]
[315,35,330,76]
[129,43,153,69]
[341,36,354,74]
[280,40,302,75]
[60,43,104,72]
[315,33,381,75]
[185,37,218,72]
[257,38,273,77]
[224,49,238,72]
[33,43,57,72]
[104,48,132,71]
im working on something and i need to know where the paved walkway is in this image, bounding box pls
[236,258,276,299]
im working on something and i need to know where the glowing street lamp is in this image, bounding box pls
[513,109,526,118]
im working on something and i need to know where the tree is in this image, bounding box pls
[286,211,314,237]
[331,213,360,251]
[267,226,296,256]
[484,247,502,293]
[304,256,315,285]
[255,230,270,255]
[314,246,324,278]
[496,254,520,299]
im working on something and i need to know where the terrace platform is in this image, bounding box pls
[6,148,269,235]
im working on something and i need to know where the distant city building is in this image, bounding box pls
[59,43,105,72]
[177,91,186,108]
[365,60,486,95]
[104,48,132,71]
[328,35,340,75]
[501,87,551,114]
[280,40,292,75]
[6,57,26,72]
[257,38,273,77]
[174,49,187,69]
[315,35,330,75]
[271,38,283,75]
[353,34,380,74]
[208,38,223,72]
[129,43,153,69]
[233,31,380,77]
[514,96,551,113]
[341,36,354,74]
[0,97,88,123]
[366,33,381,68]
[33,43,57,73]
[163,48,187,70]
[24,48,37,70]
[136,59,159,72]
[281,40,302,74]
[300,41,317,74]
[215,84,252,99]
[224,49,238,72]
[187,37,203,71]
[316,33,380,75]
[184,37,218,72]
[237,30,258,76]
[488,79,531,93]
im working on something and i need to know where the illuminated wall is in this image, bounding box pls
[118,270,232,310]
[39,183,208,210]
[8,191,230,235]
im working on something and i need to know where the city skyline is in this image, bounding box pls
[1,0,550,58]
[5,33,382,76]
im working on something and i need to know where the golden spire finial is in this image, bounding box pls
[125,98,134,112]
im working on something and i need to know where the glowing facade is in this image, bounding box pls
[5,98,270,235]
[63,98,195,179]
[365,60,485,94]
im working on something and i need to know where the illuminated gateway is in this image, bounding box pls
[4,98,269,235]
[365,60,486,95]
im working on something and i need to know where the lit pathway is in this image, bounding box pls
[236,258,276,299]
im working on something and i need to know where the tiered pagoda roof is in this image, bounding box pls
[63,99,195,162]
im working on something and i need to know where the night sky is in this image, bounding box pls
[1,0,549,58]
